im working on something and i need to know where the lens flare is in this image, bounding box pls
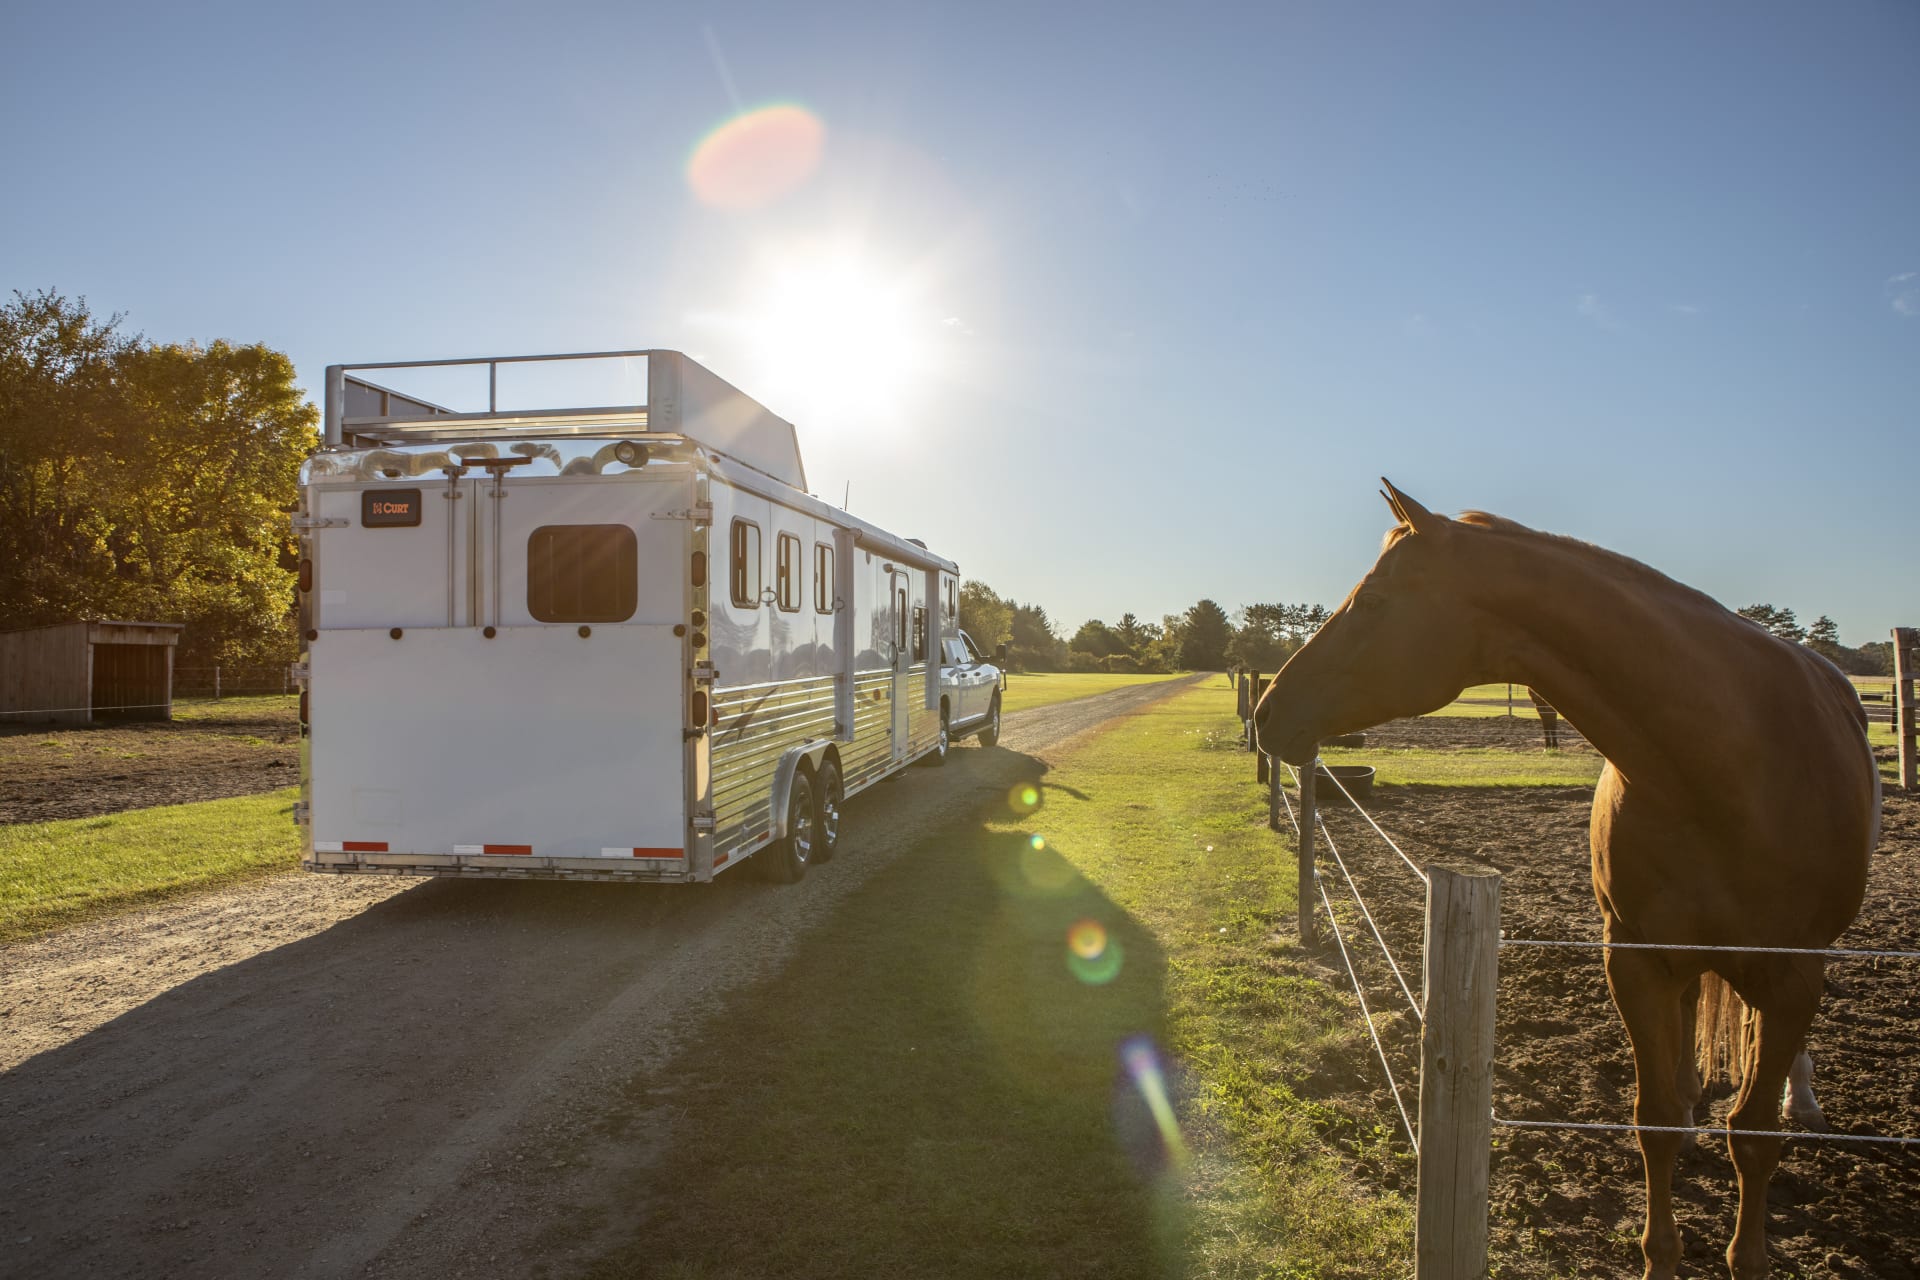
[687,104,825,210]
[1067,920,1123,985]
[1120,1035,1190,1167]
[1029,833,1045,851]
[1015,841,1075,894]
[1008,783,1042,816]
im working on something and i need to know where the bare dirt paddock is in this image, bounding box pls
[1313,718,1920,1280]
[0,697,300,823]
[0,677,1199,1280]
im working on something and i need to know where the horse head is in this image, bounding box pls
[1254,479,1486,763]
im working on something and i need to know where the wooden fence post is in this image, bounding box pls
[1297,748,1317,948]
[1416,863,1500,1280]
[1896,628,1917,792]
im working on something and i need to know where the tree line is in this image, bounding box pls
[959,583,1330,674]
[962,590,1898,678]
[0,290,316,667]
[1736,604,1895,676]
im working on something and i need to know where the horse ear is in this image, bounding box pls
[1379,487,1406,524]
[1380,477,1447,537]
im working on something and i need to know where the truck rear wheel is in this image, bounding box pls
[761,770,815,883]
[977,696,1001,748]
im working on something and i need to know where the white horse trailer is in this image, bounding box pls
[294,349,1003,883]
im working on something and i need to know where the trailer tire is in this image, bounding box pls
[811,759,844,863]
[762,769,815,883]
[976,696,1001,748]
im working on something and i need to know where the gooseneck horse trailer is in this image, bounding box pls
[294,349,1002,884]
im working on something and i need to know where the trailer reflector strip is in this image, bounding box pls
[605,847,686,860]
[313,841,343,853]
[342,841,389,852]
[454,844,533,856]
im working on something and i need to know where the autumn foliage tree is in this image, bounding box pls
[0,290,317,666]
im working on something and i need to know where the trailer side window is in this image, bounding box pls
[912,606,926,661]
[775,533,801,612]
[895,587,907,651]
[814,543,834,613]
[527,525,637,623]
[729,519,762,608]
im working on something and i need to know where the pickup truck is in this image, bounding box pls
[928,630,1005,764]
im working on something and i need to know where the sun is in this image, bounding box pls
[740,245,941,425]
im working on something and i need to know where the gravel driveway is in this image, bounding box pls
[0,675,1202,1279]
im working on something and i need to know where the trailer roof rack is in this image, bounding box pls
[325,349,806,490]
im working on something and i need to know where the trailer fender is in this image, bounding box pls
[770,741,837,840]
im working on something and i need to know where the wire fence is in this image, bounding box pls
[1233,669,1920,1275]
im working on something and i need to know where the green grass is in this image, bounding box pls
[1000,670,1188,715]
[0,788,301,944]
[585,684,1410,1280]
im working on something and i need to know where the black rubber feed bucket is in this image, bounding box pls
[1313,763,1376,804]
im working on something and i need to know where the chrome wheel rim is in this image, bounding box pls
[791,791,813,863]
[821,784,842,845]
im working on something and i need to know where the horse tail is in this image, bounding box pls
[1696,971,1745,1091]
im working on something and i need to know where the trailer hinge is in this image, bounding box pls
[292,801,309,826]
[291,515,349,530]
[690,811,716,834]
[288,661,309,683]
[652,502,714,527]
[692,663,719,684]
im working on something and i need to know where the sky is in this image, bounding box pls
[4,1,1915,646]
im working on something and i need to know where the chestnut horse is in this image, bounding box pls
[1255,482,1878,1280]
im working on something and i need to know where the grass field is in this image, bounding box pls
[0,788,300,944]
[586,681,1414,1279]
[1000,670,1188,714]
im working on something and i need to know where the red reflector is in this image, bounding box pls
[714,852,730,867]
[484,844,533,856]
[342,841,388,852]
[632,847,685,859]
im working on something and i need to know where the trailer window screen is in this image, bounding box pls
[775,533,801,612]
[814,543,834,613]
[912,606,926,661]
[730,519,762,608]
[527,525,636,623]
[895,588,907,651]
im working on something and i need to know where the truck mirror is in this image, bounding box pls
[995,643,1008,663]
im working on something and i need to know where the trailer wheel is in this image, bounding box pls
[811,760,844,863]
[762,770,815,883]
[976,696,1001,748]
[920,706,951,767]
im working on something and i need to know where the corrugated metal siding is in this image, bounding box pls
[709,664,937,856]
[711,673,839,852]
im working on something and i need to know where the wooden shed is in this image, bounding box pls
[0,621,184,725]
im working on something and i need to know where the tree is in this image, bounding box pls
[0,290,318,666]
[1113,612,1150,657]
[1068,618,1123,658]
[1009,601,1067,670]
[1736,603,1806,645]
[1178,598,1233,671]
[959,579,1013,650]
[1806,614,1841,658]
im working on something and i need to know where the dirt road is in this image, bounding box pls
[0,676,1203,1279]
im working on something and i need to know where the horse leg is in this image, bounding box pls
[1674,975,1703,1151]
[1604,946,1692,1280]
[1781,1050,1825,1131]
[1723,983,1820,1280]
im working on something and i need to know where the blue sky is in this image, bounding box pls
[4,1,1915,644]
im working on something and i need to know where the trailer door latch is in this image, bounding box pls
[652,502,714,527]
